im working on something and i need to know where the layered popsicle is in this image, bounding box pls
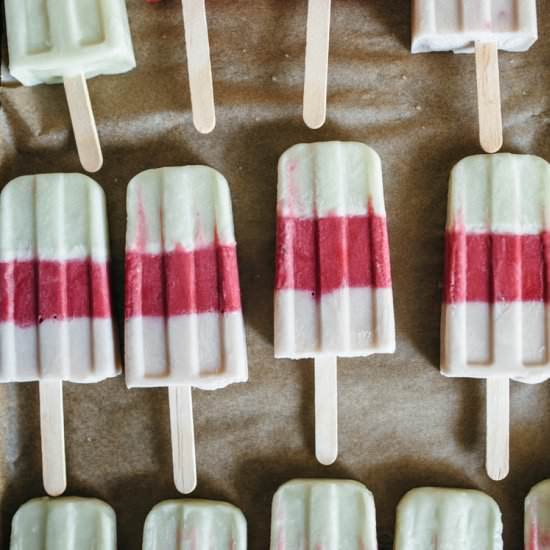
[274,141,395,464]
[411,0,538,153]
[525,480,550,549]
[270,479,378,550]
[0,173,119,495]
[412,0,538,54]
[394,487,503,550]
[4,0,136,171]
[125,166,248,492]
[10,497,116,550]
[442,153,550,479]
[143,500,246,550]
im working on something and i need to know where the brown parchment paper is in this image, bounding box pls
[0,0,549,547]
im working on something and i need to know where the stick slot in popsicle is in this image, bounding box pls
[181,0,216,134]
[303,0,332,129]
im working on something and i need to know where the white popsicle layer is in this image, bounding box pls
[0,174,119,383]
[10,497,116,550]
[5,0,136,86]
[270,479,378,550]
[143,500,246,550]
[412,0,538,53]
[125,166,248,390]
[394,487,503,550]
[274,142,395,359]
[442,154,550,383]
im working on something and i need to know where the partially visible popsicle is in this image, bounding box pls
[125,166,248,493]
[180,1,216,133]
[394,487,503,550]
[442,153,550,479]
[143,499,247,550]
[4,0,136,171]
[275,141,395,464]
[10,497,116,550]
[0,173,119,496]
[303,0,332,129]
[525,480,550,549]
[411,0,539,153]
[270,479,378,550]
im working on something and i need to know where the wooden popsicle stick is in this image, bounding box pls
[314,356,338,465]
[486,378,510,481]
[181,0,216,134]
[303,0,332,129]
[39,381,67,497]
[475,41,503,154]
[169,385,197,494]
[63,74,103,173]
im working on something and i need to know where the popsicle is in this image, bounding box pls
[3,0,136,171]
[303,0,332,129]
[270,479,378,550]
[0,173,119,496]
[143,499,247,550]
[394,487,503,550]
[525,480,550,549]
[442,153,550,479]
[411,0,538,153]
[10,497,116,550]
[125,166,248,494]
[275,142,395,465]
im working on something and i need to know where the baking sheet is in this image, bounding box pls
[0,0,549,547]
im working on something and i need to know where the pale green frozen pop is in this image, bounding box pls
[10,497,116,550]
[143,500,247,550]
[270,479,378,550]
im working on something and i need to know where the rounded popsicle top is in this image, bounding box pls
[143,499,246,550]
[4,0,136,86]
[10,497,116,550]
[395,487,503,550]
[525,479,550,549]
[126,166,237,255]
[0,173,110,262]
[447,153,550,235]
[277,142,387,219]
[271,479,378,550]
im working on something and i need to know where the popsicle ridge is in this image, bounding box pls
[274,142,395,359]
[125,166,248,389]
[142,499,246,550]
[0,173,118,383]
[441,154,550,383]
[525,480,550,549]
[275,212,391,296]
[270,479,378,550]
[0,259,111,327]
[5,0,136,85]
